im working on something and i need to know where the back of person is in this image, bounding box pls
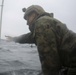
[54,19,76,75]
[50,16,76,75]
[34,14,76,75]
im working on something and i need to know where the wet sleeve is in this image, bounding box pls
[35,20,60,75]
[13,32,35,44]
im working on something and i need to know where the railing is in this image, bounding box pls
[0,0,4,39]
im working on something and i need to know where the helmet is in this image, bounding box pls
[23,5,45,19]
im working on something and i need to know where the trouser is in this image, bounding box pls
[67,68,76,75]
[60,68,76,75]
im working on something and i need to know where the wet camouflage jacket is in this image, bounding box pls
[14,13,76,75]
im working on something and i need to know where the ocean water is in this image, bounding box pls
[0,39,42,75]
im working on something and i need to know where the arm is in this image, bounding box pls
[5,32,35,44]
[35,19,60,75]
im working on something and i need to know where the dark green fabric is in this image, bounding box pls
[67,68,76,75]
[33,14,76,75]
[13,32,35,44]
[14,13,76,75]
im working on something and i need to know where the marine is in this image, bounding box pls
[6,5,76,75]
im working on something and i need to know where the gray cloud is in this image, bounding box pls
[0,0,76,39]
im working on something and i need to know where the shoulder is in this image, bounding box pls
[34,15,68,31]
[36,15,53,24]
[35,16,54,29]
[35,15,63,27]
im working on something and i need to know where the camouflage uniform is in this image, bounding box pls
[14,5,76,75]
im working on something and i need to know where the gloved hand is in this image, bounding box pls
[5,35,14,42]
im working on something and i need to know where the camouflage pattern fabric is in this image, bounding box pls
[13,13,76,75]
[13,32,35,44]
[33,13,76,75]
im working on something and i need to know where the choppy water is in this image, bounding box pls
[0,39,42,75]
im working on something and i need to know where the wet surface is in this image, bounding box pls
[0,39,42,75]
